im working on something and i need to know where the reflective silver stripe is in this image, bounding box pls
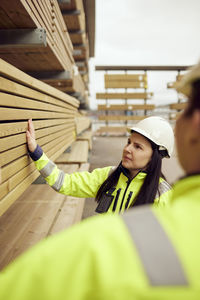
[108,166,117,177]
[52,170,65,191]
[156,180,171,198]
[122,206,188,286]
[40,160,56,178]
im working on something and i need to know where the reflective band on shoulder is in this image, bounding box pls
[108,166,117,177]
[156,180,171,198]
[52,170,65,191]
[40,160,56,178]
[122,207,188,286]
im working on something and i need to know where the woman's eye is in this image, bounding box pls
[135,144,141,149]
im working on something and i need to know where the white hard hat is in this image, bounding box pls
[128,116,174,158]
[175,63,200,96]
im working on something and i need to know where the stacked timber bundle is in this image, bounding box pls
[0,0,90,108]
[0,0,74,75]
[167,74,188,120]
[0,58,79,217]
[59,0,87,45]
[167,74,184,89]
[96,73,154,135]
[0,162,90,270]
[74,111,91,135]
[59,0,89,88]
[41,72,86,101]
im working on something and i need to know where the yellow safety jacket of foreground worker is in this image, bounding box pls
[0,174,200,299]
[33,149,171,213]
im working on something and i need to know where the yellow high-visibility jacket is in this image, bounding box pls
[0,174,199,299]
[33,149,171,213]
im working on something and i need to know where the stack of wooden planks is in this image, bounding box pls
[42,72,86,98]
[167,74,188,120]
[59,0,89,89]
[75,112,91,135]
[56,140,89,164]
[0,58,79,217]
[169,102,188,120]
[104,74,148,89]
[96,73,154,135]
[0,0,74,74]
[96,92,153,100]
[77,130,93,150]
[0,162,90,270]
[0,0,90,108]
[59,0,86,45]
[167,74,184,89]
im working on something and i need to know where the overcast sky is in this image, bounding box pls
[88,0,200,110]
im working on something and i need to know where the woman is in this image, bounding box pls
[26,116,174,213]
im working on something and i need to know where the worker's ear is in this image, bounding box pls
[191,109,200,131]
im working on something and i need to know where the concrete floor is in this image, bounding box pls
[82,136,185,219]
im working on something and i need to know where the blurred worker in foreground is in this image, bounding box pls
[0,62,200,300]
[26,116,174,213]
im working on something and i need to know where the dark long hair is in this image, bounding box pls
[95,162,122,203]
[132,145,163,206]
[95,141,166,206]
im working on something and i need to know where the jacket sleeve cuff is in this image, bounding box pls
[29,144,43,161]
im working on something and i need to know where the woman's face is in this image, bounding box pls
[122,132,153,177]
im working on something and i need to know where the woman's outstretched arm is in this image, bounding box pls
[25,119,111,198]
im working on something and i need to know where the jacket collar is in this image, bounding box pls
[119,162,147,181]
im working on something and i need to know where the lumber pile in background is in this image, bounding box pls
[167,74,188,120]
[96,73,154,135]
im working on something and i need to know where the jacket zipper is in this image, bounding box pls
[112,188,121,212]
[119,179,131,212]
[125,191,133,210]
